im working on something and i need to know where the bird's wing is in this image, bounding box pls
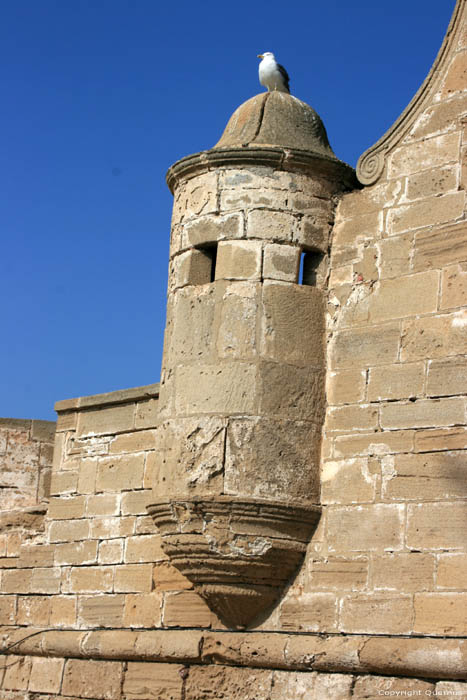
[277,63,290,93]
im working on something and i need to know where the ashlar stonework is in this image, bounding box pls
[0,1,466,697]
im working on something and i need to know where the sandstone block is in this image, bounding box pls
[175,362,257,415]
[220,187,288,212]
[388,191,465,235]
[182,172,218,220]
[86,493,120,516]
[326,504,404,553]
[402,310,467,363]
[70,566,114,593]
[279,592,337,632]
[259,363,325,422]
[49,469,78,495]
[163,590,212,628]
[78,595,124,627]
[330,323,400,369]
[56,410,78,432]
[326,369,367,405]
[380,397,465,429]
[185,666,273,700]
[96,454,145,492]
[295,214,331,251]
[123,593,162,628]
[135,398,159,429]
[340,593,413,634]
[18,544,54,568]
[270,671,316,700]
[435,683,467,699]
[216,282,258,359]
[109,430,157,454]
[247,209,296,243]
[50,596,77,627]
[215,240,262,281]
[125,535,166,563]
[1,569,32,594]
[77,458,98,494]
[29,657,64,694]
[367,362,425,401]
[123,661,184,699]
[76,403,135,437]
[121,491,151,516]
[412,221,467,272]
[152,417,226,498]
[312,673,354,699]
[225,417,320,502]
[62,659,123,699]
[372,553,435,592]
[437,553,467,589]
[369,271,439,323]
[261,282,324,367]
[426,356,467,396]
[407,94,467,140]
[99,539,124,564]
[47,495,86,520]
[263,243,300,282]
[383,451,467,501]
[388,131,461,177]
[31,566,61,594]
[377,232,413,279]
[306,557,368,591]
[414,593,467,635]
[441,262,467,309]
[169,284,218,364]
[440,50,467,98]
[17,596,50,626]
[407,503,467,549]
[114,564,153,593]
[334,430,414,459]
[0,596,16,624]
[333,211,382,248]
[2,655,31,690]
[183,212,242,248]
[55,540,98,566]
[338,179,403,219]
[321,458,377,504]
[90,515,135,539]
[326,404,378,433]
[415,427,467,452]
[405,164,459,201]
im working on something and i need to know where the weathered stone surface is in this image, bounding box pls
[123,662,184,699]
[175,363,257,415]
[372,553,435,592]
[414,593,467,635]
[259,362,324,421]
[123,593,162,628]
[225,417,320,501]
[326,369,367,405]
[163,591,212,628]
[28,657,64,694]
[367,362,425,400]
[216,282,258,359]
[382,451,467,500]
[326,504,404,553]
[78,595,125,627]
[95,454,145,492]
[261,282,324,367]
[62,659,123,699]
[380,397,465,429]
[76,403,135,437]
[401,310,467,360]
[247,209,296,242]
[437,553,467,589]
[340,593,413,634]
[263,243,300,282]
[183,212,242,248]
[333,430,414,459]
[184,664,273,700]
[441,262,467,309]
[215,240,262,281]
[388,131,461,178]
[330,323,401,369]
[280,592,337,632]
[321,458,377,504]
[407,503,467,550]
[415,426,467,452]
[306,558,368,591]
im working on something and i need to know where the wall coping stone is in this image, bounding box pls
[2,628,467,680]
[54,383,160,413]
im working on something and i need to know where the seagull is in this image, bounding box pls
[257,52,290,94]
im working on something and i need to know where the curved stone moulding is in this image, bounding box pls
[148,496,321,629]
[356,0,465,186]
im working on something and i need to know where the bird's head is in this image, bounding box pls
[257,52,275,60]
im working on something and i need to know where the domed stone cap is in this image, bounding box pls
[214,92,336,159]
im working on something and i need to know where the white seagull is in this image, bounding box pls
[258,52,290,94]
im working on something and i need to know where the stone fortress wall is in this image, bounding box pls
[0,1,465,698]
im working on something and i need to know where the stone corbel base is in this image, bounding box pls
[147,496,321,628]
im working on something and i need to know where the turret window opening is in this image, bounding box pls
[196,243,218,283]
[299,249,325,287]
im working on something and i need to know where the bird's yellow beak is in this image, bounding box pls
[257,54,264,59]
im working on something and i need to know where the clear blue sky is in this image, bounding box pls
[1,0,456,421]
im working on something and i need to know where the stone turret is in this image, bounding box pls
[148,91,357,628]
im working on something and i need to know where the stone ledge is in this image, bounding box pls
[2,628,466,680]
[54,384,160,413]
